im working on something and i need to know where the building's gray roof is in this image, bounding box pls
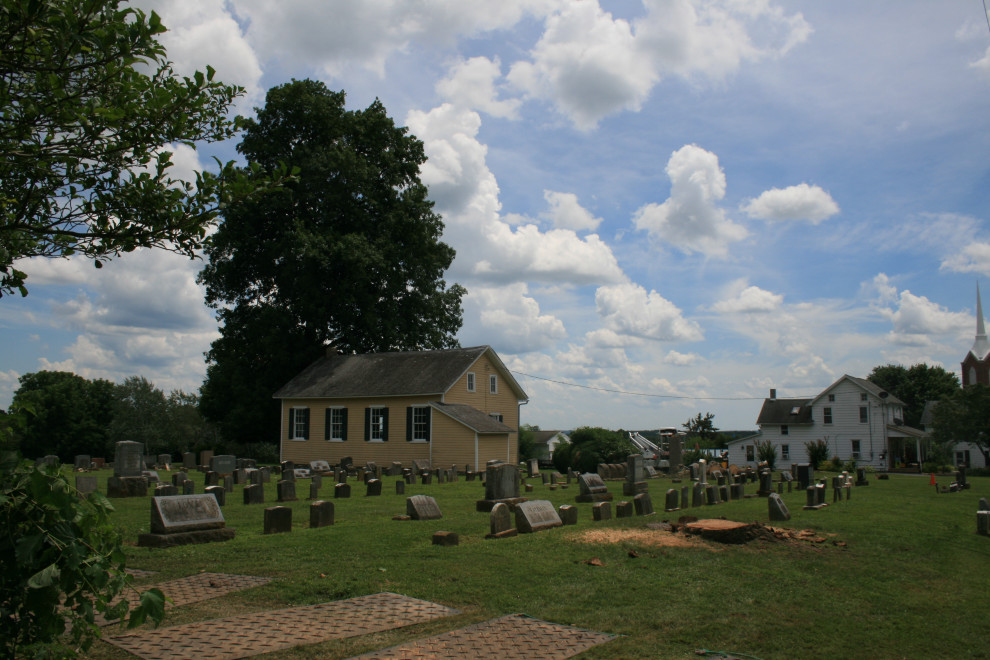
[431,402,513,433]
[756,398,814,425]
[274,346,527,400]
[531,430,567,445]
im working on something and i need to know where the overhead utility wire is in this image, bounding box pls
[510,370,807,401]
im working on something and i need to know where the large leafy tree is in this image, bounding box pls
[682,412,723,447]
[199,80,466,444]
[10,371,115,459]
[0,0,276,296]
[867,363,959,428]
[930,384,990,466]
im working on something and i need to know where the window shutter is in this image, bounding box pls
[340,408,348,441]
[381,408,389,442]
[325,408,332,441]
[364,407,371,442]
[406,407,413,442]
[425,406,431,442]
[288,408,295,439]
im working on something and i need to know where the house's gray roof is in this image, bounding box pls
[531,430,568,446]
[431,402,513,433]
[756,398,813,425]
[274,346,527,400]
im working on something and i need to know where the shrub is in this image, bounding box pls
[755,439,777,470]
[922,461,938,473]
[804,438,830,470]
[0,452,165,657]
[843,459,858,472]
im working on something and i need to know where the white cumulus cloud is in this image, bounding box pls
[712,284,784,314]
[436,56,522,118]
[633,144,748,257]
[595,282,703,342]
[541,191,602,231]
[742,183,840,224]
[941,242,990,275]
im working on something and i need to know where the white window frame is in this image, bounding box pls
[489,374,498,394]
[851,439,861,458]
[859,406,868,423]
[466,372,476,392]
[489,412,504,423]
[369,406,387,442]
[823,407,833,424]
[290,406,309,441]
[411,406,430,442]
[781,444,790,460]
[780,425,789,435]
[327,407,346,442]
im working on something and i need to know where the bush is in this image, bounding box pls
[804,439,830,470]
[755,439,777,470]
[0,453,165,657]
[843,459,857,472]
[553,427,636,473]
[922,461,938,473]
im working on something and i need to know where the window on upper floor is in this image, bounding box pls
[781,425,789,435]
[823,407,833,424]
[489,374,498,394]
[828,394,835,402]
[467,372,475,392]
[859,406,868,423]
[860,392,868,402]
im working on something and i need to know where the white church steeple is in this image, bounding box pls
[971,283,990,361]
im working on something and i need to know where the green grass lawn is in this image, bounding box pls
[78,469,990,659]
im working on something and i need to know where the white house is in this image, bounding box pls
[727,376,929,471]
[530,430,570,462]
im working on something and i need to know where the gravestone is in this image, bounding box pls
[264,506,292,534]
[157,453,171,468]
[978,510,990,536]
[310,460,332,474]
[310,500,334,527]
[198,450,214,470]
[705,485,718,506]
[664,488,679,512]
[309,482,320,500]
[412,459,430,474]
[396,480,405,495]
[142,470,160,484]
[515,500,563,533]
[758,471,773,497]
[171,471,188,487]
[107,441,148,497]
[576,472,613,503]
[421,473,433,485]
[334,483,351,498]
[183,480,195,495]
[558,505,578,525]
[277,480,298,502]
[768,493,791,521]
[211,454,236,475]
[74,455,91,471]
[634,492,655,516]
[389,461,403,476]
[243,484,264,505]
[366,479,382,496]
[486,502,518,538]
[615,501,634,518]
[249,469,263,485]
[432,531,459,546]
[855,467,869,486]
[182,452,196,469]
[669,435,683,470]
[623,454,648,496]
[592,501,612,521]
[681,485,690,509]
[477,464,526,512]
[223,475,233,493]
[979,497,990,512]
[528,458,539,478]
[796,464,813,490]
[75,475,98,496]
[137,494,235,547]
[206,485,226,506]
[204,471,219,487]
[406,495,443,520]
[691,482,705,507]
[232,468,247,485]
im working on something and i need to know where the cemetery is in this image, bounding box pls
[35,450,990,658]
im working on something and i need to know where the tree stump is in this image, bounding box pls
[683,519,758,544]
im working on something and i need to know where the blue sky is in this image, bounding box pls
[2,0,989,432]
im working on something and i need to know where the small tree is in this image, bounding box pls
[0,452,165,657]
[804,437,830,470]
[755,438,778,470]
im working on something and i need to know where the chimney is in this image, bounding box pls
[769,388,777,400]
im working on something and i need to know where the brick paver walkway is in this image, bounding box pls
[98,572,272,626]
[347,613,617,659]
[106,592,460,659]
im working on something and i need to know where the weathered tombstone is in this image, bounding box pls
[575,472,613,502]
[211,454,236,475]
[182,480,195,495]
[182,452,196,469]
[855,467,869,486]
[389,461,403,476]
[293,468,310,480]
[486,502,517,538]
[803,486,822,510]
[477,464,525,511]
[309,482,319,499]
[206,485,226,506]
[171,471,188,487]
[681,485,690,508]
[705,485,718,505]
[816,483,827,506]
[107,441,148,498]
[558,504,578,525]
[334,482,351,498]
[731,483,744,500]
[406,495,443,520]
[198,450,214,470]
[979,497,990,512]
[528,458,539,478]
[157,453,171,468]
[615,501,634,518]
[718,484,730,503]
[277,480,298,502]
[623,454,648,496]
[204,471,219,487]
[243,484,264,505]
[420,473,433,485]
[592,501,612,521]
[412,459,429,474]
[310,460,331,474]
[692,482,704,508]
[768,493,791,521]
[75,475,98,496]
[669,435,683,470]
[515,500,563,533]
[540,473,549,485]
[223,475,233,493]
[664,488,679,512]
[137,494,235,547]
[366,479,382,496]
[432,531,459,546]
[264,506,292,534]
[260,467,272,483]
[310,500,334,527]
[978,510,990,536]
[248,469,263,486]
[340,456,354,471]
[758,471,773,497]
[232,468,247,485]
[142,470,160,484]
[396,480,405,495]
[796,464,813,490]
[74,454,91,471]
[634,492,655,516]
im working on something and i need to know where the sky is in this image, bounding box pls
[2,0,990,432]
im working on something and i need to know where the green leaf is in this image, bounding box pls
[28,563,60,589]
